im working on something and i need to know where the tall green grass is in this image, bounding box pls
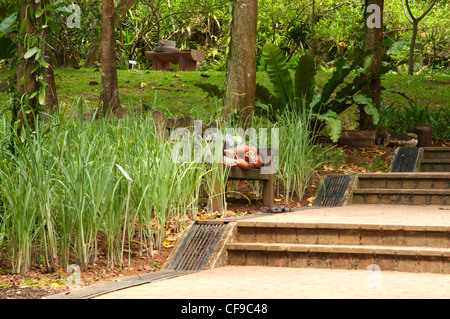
[0,97,325,274]
[0,105,214,274]
[275,105,324,204]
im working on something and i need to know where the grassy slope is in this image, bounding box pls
[0,65,449,128]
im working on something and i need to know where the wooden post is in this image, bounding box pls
[262,174,274,207]
[152,110,167,140]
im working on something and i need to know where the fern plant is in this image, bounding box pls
[256,43,386,142]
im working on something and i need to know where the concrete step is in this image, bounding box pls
[352,188,449,205]
[234,222,450,248]
[420,159,450,172]
[227,242,450,274]
[422,147,450,160]
[353,172,449,205]
[357,172,450,189]
[227,221,450,274]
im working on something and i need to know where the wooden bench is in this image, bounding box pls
[152,111,277,211]
[145,49,205,71]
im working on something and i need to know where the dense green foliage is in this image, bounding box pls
[1,0,448,71]
[379,96,450,140]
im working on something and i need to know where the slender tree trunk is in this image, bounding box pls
[408,21,419,75]
[84,0,137,67]
[311,0,315,58]
[84,41,102,68]
[359,0,383,131]
[99,0,123,116]
[402,0,437,75]
[15,1,38,127]
[43,27,58,114]
[222,0,258,125]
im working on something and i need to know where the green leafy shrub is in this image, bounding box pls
[256,43,387,142]
[379,97,450,141]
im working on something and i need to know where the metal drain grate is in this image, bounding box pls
[167,221,228,271]
[391,147,419,172]
[314,175,351,207]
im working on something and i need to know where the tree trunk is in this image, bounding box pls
[222,0,258,125]
[402,0,437,75]
[359,0,383,131]
[99,0,123,116]
[311,0,315,58]
[43,27,58,114]
[15,1,38,127]
[407,21,419,75]
[84,41,101,68]
[84,0,136,68]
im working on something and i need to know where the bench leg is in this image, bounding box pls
[262,175,274,207]
[211,178,225,214]
[178,56,198,71]
[152,57,172,71]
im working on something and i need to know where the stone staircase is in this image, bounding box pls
[163,147,449,276]
[421,147,450,172]
[352,172,450,205]
[226,219,450,274]
[225,147,450,274]
[352,147,450,205]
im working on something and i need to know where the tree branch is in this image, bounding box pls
[402,0,415,24]
[417,0,437,21]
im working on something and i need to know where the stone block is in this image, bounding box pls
[407,124,433,147]
[308,253,332,269]
[382,230,405,246]
[360,230,382,246]
[275,228,297,243]
[288,253,309,268]
[338,230,361,245]
[339,130,376,147]
[267,251,289,267]
[237,227,256,242]
[255,227,275,243]
[403,231,426,247]
[296,229,317,244]
[317,229,339,245]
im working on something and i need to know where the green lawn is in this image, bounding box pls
[381,73,450,108]
[1,65,448,129]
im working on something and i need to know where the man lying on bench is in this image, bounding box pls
[223,144,263,169]
[221,134,264,169]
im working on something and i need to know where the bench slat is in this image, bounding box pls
[228,167,271,180]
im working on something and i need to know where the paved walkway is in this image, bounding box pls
[95,265,450,299]
[92,205,450,299]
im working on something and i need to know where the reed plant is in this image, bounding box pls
[275,104,324,204]
[0,104,221,274]
[0,97,324,275]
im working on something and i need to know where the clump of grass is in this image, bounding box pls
[0,102,221,274]
[275,105,324,204]
[0,92,327,275]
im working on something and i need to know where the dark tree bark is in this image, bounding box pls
[99,0,123,117]
[359,0,384,131]
[222,0,258,125]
